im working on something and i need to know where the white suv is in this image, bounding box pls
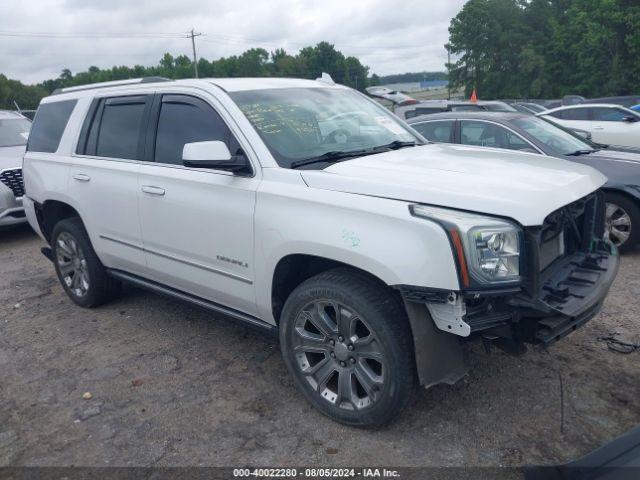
[23,76,619,426]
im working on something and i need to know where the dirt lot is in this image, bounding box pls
[1,225,638,468]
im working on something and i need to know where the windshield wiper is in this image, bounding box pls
[290,141,418,169]
[567,149,599,156]
[290,150,371,169]
[372,140,417,151]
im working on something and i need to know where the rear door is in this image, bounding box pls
[137,91,259,316]
[71,94,151,276]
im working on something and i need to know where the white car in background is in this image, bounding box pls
[539,104,640,149]
[0,110,31,228]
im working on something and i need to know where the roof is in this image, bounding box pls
[406,110,528,123]
[543,103,625,113]
[50,76,344,99]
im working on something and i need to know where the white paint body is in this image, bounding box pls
[540,104,640,149]
[23,78,606,326]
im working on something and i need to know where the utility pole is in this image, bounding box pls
[188,29,202,78]
[445,43,451,100]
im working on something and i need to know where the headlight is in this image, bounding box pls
[410,204,521,286]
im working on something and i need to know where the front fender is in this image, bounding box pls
[254,178,460,323]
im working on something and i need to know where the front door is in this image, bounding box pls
[137,93,259,316]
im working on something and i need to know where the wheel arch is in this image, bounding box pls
[601,186,640,206]
[270,253,469,390]
[270,253,395,326]
[38,199,83,243]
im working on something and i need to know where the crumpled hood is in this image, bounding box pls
[0,146,25,171]
[301,144,607,226]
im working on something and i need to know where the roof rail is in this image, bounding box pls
[51,76,172,95]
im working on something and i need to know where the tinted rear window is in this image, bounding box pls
[96,100,146,159]
[27,100,77,153]
[412,120,455,143]
[551,108,589,120]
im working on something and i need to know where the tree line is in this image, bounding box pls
[0,42,371,110]
[447,0,640,100]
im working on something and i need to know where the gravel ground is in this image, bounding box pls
[1,225,638,468]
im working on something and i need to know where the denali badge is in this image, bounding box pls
[216,255,249,268]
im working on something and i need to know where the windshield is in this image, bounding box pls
[229,87,419,169]
[0,118,31,147]
[512,116,593,155]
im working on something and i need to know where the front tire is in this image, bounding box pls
[279,268,417,427]
[604,192,639,254]
[51,217,120,308]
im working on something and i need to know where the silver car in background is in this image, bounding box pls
[0,110,31,228]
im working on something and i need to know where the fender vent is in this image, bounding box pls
[0,168,24,198]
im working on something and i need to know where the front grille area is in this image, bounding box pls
[0,168,25,198]
[538,193,600,271]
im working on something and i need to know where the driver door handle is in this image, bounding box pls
[72,173,91,182]
[593,126,604,130]
[141,185,166,196]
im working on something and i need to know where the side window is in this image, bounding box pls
[412,121,454,143]
[591,107,628,122]
[505,131,533,151]
[154,95,237,165]
[27,100,77,153]
[460,121,531,151]
[560,108,589,121]
[95,97,148,159]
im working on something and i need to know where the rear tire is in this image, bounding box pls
[51,217,121,308]
[279,268,417,427]
[604,192,639,254]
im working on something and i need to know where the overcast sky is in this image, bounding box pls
[0,0,467,85]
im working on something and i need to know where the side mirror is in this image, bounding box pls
[622,115,638,123]
[182,141,252,175]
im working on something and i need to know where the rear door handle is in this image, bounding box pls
[141,185,166,196]
[593,126,604,130]
[72,173,91,182]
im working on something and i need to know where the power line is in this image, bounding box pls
[0,29,427,54]
[0,30,188,38]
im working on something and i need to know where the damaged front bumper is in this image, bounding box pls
[401,242,619,346]
[398,192,620,387]
[399,244,619,387]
